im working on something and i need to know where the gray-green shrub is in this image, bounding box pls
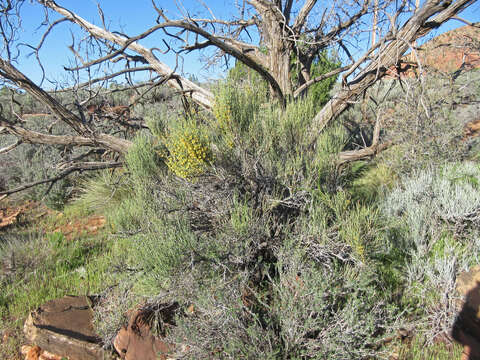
[382,161,480,340]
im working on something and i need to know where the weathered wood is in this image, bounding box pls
[0,59,133,154]
[0,58,88,135]
[0,120,132,154]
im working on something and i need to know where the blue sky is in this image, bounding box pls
[15,0,237,85]
[9,0,480,86]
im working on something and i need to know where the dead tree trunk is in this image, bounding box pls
[260,10,294,98]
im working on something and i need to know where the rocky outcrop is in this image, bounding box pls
[415,25,480,74]
[386,25,480,78]
[23,295,112,360]
[23,296,187,360]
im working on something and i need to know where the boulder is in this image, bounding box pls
[24,295,112,360]
[455,265,480,330]
[113,308,175,360]
[454,266,480,359]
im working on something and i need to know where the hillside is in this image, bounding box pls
[387,25,480,77]
[418,25,480,72]
[1,26,480,360]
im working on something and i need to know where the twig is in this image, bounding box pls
[0,161,123,196]
[0,139,21,154]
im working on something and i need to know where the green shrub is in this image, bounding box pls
[130,218,198,291]
[213,70,268,149]
[213,53,339,174]
[166,273,284,359]
[339,204,379,262]
[72,170,130,214]
[349,163,398,204]
[398,335,463,359]
[108,196,145,234]
[269,239,399,359]
[291,50,340,107]
[125,133,164,182]
[0,140,74,207]
[309,124,348,192]
[0,228,113,330]
[30,68,477,359]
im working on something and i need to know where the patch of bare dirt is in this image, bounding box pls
[0,200,52,230]
[49,213,106,240]
[0,200,106,240]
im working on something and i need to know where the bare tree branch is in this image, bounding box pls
[40,0,214,110]
[308,0,476,144]
[0,119,132,154]
[293,0,317,32]
[54,66,155,93]
[0,57,89,135]
[293,65,351,98]
[0,161,123,197]
[0,138,21,154]
[0,0,474,185]
[450,17,480,28]
[337,112,390,163]
[338,141,392,163]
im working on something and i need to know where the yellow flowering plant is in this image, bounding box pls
[159,120,213,180]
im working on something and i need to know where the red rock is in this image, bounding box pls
[21,345,42,360]
[386,25,480,79]
[24,295,113,360]
[454,266,480,358]
[113,309,175,360]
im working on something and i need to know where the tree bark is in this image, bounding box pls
[0,120,132,154]
[263,17,293,98]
